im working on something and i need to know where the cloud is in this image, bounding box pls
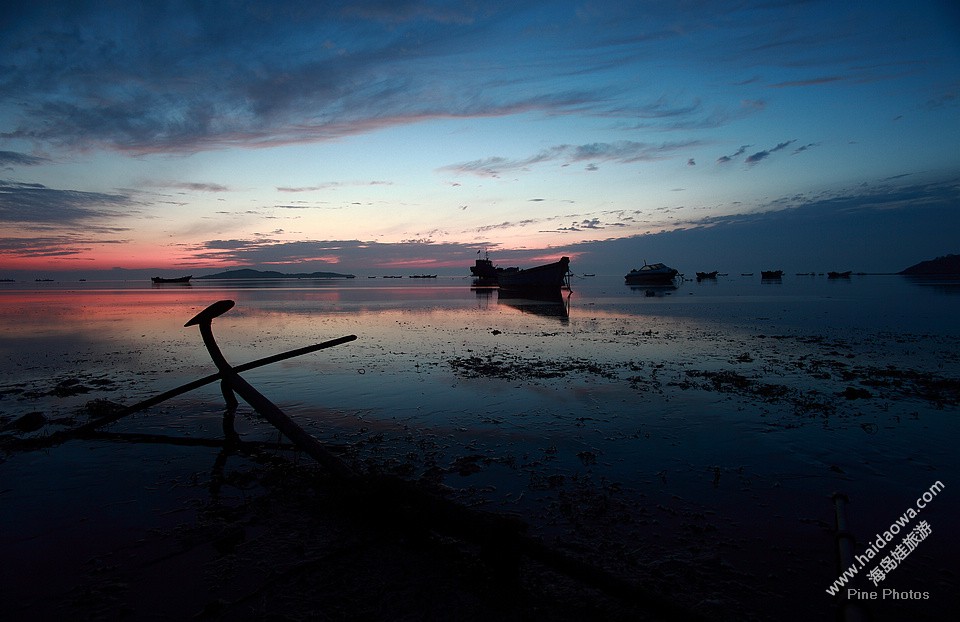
[440,140,699,177]
[0,235,128,258]
[0,3,626,155]
[649,99,767,131]
[0,180,136,225]
[770,76,845,88]
[277,181,393,192]
[170,182,230,193]
[541,216,614,233]
[745,140,796,165]
[182,237,538,270]
[341,2,481,26]
[474,219,541,233]
[716,145,749,164]
[0,3,788,156]
[0,151,48,167]
[560,175,960,274]
[923,87,958,110]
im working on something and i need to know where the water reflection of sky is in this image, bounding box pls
[2,275,959,618]
[2,275,958,403]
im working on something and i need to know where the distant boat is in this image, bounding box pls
[471,251,519,283]
[409,274,437,278]
[696,271,718,281]
[498,257,571,290]
[624,262,679,285]
[760,270,783,280]
[741,273,754,277]
[827,271,852,279]
[151,275,192,284]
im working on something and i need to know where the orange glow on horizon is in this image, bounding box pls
[0,243,237,273]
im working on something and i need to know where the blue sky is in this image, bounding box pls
[1,0,958,277]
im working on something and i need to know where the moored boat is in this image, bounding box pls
[760,270,783,280]
[497,257,571,290]
[827,271,852,279]
[151,275,192,284]
[696,271,718,281]
[470,251,519,283]
[624,262,679,285]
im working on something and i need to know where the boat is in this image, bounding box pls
[409,274,437,279]
[624,262,679,285]
[497,257,571,290]
[470,251,519,283]
[760,270,783,279]
[696,271,718,281]
[151,275,192,284]
[827,271,852,279]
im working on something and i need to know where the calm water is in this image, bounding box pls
[1,274,958,620]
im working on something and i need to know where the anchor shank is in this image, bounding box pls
[195,318,356,481]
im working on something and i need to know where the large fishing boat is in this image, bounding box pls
[497,257,571,290]
[470,251,519,283]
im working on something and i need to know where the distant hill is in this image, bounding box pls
[899,254,960,275]
[198,268,355,279]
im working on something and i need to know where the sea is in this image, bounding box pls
[1,273,958,620]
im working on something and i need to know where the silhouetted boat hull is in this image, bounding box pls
[498,257,570,290]
[471,252,519,283]
[625,262,679,285]
[151,275,192,284]
[760,270,783,280]
[827,271,852,279]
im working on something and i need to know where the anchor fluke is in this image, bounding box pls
[185,300,236,327]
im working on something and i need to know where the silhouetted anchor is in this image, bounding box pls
[184,300,357,480]
[16,301,359,457]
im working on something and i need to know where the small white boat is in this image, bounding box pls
[624,262,679,285]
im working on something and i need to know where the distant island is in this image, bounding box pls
[899,254,960,276]
[197,268,355,280]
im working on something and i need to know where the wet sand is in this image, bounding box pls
[1,276,958,620]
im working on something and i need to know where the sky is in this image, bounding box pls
[1,0,959,278]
